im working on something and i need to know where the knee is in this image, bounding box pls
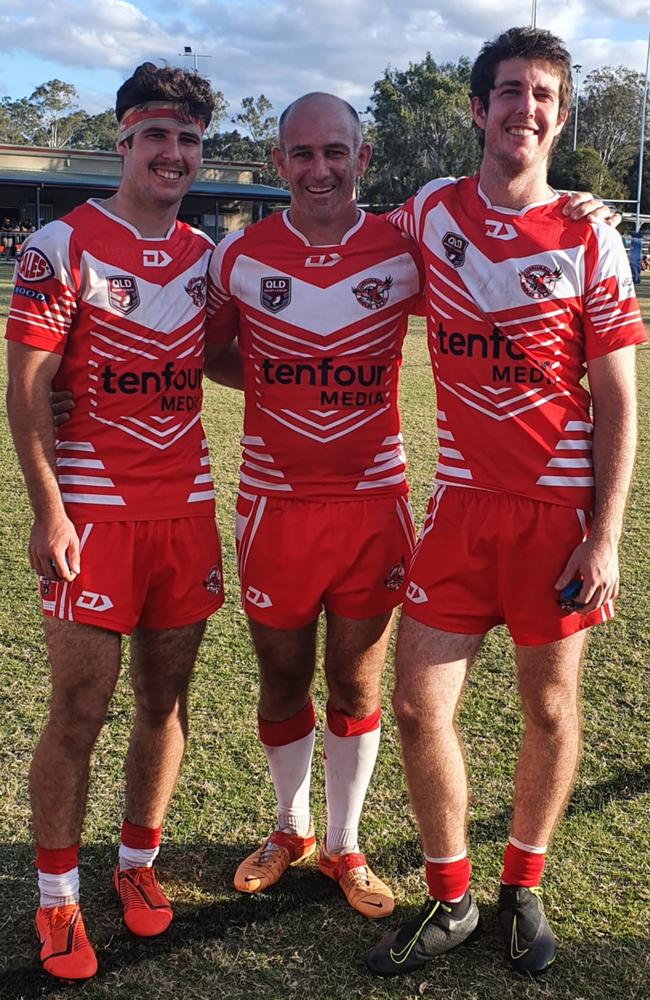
[328,676,376,719]
[392,682,454,738]
[259,665,311,719]
[391,686,425,736]
[48,691,108,753]
[135,687,186,723]
[259,683,307,720]
[522,692,578,735]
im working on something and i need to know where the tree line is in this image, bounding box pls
[2,61,649,210]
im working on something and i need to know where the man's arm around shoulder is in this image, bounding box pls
[204,340,244,391]
[6,341,80,581]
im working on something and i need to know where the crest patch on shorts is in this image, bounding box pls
[384,557,406,592]
[203,565,222,595]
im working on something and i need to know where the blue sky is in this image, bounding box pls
[1,1,648,120]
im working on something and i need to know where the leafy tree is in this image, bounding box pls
[365,55,480,207]
[67,110,119,151]
[233,95,277,145]
[30,80,79,147]
[204,129,260,162]
[0,80,79,147]
[577,67,647,182]
[549,145,626,198]
[0,78,227,152]
[623,141,650,214]
[204,96,280,184]
[0,96,41,144]
[202,89,229,139]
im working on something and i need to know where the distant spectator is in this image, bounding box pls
[1,218,15,258]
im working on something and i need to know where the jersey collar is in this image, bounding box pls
[477,182,560,217]
[281,208,366,247]
[87,198,177,241]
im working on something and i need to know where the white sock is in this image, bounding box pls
[324,718,381,856]
[118,843,160,871]
[38,867,80,908]
[262,729,315,837]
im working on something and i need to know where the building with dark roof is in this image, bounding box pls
[0,144,289,260]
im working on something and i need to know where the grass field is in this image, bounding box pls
[0,269,648,1000]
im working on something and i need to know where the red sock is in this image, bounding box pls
[120,819,162,850]
[36,843,79,874]
[325,704,381,737]
[425,855,471,901]
[501,840,546,887]
[258,699,316,746]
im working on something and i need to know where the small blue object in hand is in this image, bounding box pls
[557,578,583,611]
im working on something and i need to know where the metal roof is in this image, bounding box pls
[0,169,290,202]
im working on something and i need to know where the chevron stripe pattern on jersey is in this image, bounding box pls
[388,176,646,509]
[208,210,423,500]
[5,201,216,522]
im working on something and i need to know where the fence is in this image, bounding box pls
[0,229,32,265]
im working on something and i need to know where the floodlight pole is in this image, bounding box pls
[179,46,212,73]
[572,65,582,152]
[635,27,650,231]
[531,0,537,28]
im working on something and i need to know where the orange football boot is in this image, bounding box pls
[319,847,394,918]
[114,866,173,936]
[35,904,98,980]
[234,829,317,893]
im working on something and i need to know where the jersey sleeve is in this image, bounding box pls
[385,177,458,246]
[205,233,242,345]
[583,225,647,360]
[4,221,78,355]
[385,196,421,243]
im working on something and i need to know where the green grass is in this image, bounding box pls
[0,272,648,1000]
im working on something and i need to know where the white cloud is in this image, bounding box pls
[592,1,650,19]
[0,2,183,70]
[1,0,649,116]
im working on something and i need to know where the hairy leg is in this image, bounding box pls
[31,618,122,848]
[324,608,393,717]
[125,619,206,828]
[511,631,587,846]
[249,617,319,720]
[392,615,484,857]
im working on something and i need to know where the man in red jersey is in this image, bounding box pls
[367,27,646,978]
[205,92,610,922]
[207,93,422,919]
[6,64,221,980]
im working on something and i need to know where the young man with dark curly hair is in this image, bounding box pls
[6,63,220,980]
[367,26,645,978]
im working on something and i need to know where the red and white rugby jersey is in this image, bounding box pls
[207,210,423,500]
[388,176,646,509]
[6,200,217,522]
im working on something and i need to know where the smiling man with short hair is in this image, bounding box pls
[6,63,221,980]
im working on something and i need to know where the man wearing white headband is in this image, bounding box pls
[6,63,218,980]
